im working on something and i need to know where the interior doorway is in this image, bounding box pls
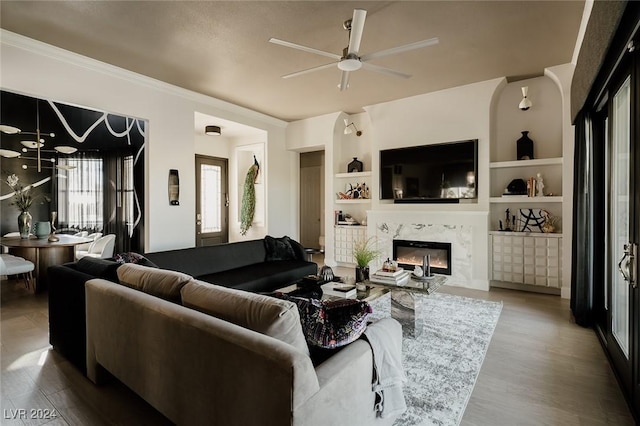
[299,151,324,249]
[196,155,229,246]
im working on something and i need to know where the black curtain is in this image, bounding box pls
[103,150,142,254]
[571,112,595,326]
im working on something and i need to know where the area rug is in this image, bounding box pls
[367,292,502,426]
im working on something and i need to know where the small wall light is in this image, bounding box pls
[519,86,532,111]
[205,125,221,136]
[343,119,362,136]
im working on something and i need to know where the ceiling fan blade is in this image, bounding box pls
[269,38,341,60]
[281,62,338,79]
[360,37,439,62]
[347,9,367,55]
[339,71,350,91]
[361,62,411,79]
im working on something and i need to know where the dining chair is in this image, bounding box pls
[74,232,103,257]
[75,234,116,260]
[2,232,21,253]
[0,254,35,290]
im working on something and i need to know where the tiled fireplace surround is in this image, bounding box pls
[366,210,490,291]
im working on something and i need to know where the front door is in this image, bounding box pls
[195,155,228,246]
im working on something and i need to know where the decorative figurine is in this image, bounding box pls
[536,173,544,197]
[504,208,513,231]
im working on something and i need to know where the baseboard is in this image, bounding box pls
[490,280,561,295]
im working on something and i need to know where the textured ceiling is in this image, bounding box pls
[0,1,585,122]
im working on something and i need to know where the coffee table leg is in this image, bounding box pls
[391,289,421,338]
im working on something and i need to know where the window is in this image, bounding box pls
[57,156,103,231]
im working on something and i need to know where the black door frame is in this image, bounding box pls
[195,155,229,246]
[582,5,640,419]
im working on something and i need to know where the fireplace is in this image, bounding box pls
[393,240,452,275]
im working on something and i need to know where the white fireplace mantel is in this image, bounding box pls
[367,210,490,291]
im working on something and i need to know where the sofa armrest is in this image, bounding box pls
[48,264,97,374]
[293,318,400,426]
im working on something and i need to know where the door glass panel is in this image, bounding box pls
[610,75,631,357]
[200,164,222,233]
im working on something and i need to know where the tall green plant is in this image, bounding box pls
[353,237,381,267]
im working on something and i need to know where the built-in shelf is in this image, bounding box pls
[489,196,563,204]
[490,157,563,169]
[335,171,372,178]
[335,199,371,204]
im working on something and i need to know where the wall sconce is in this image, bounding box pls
[519,86,532,111]
[343,119,362,136]
[205,125,221,136]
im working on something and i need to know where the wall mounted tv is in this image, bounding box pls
[380,139,478,203]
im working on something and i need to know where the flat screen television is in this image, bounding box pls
[380,139,478,203]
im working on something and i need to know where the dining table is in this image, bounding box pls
[1,234,93,293]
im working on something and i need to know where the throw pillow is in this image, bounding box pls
[181,280,310,356]
[76,257,121,282]
[286,237,307,261]
[117,263,192,303]
[113,252,158,268]
[264,235,296,261]
[274,293,372,349]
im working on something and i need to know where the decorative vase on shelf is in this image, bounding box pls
[516,131,534,160]
[348,157,363,173]
[18,211,32,239]
[34,221,51,239]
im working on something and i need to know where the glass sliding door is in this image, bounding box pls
[609,75,631,358]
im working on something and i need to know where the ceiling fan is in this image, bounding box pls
[269,9,439,91]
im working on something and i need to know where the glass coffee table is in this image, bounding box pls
[278,274,447,338]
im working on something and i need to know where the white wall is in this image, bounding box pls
[0,31,291,252]
[194,134,231,159]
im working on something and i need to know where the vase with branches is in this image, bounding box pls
[5,174,49,239]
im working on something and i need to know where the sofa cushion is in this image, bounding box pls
[197,260,318,293]
[76,257,121,282]
[181,280,310,356]
[274,293,372,350]
[117,263,192,303]
[264,235,297,261]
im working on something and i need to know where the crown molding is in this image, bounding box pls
[0,30,287,128]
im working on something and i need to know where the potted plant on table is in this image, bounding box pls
[353,237,381,283]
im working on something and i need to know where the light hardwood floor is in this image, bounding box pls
[1,275,635,425]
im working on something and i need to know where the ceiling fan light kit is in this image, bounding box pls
[270,8,439,91]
